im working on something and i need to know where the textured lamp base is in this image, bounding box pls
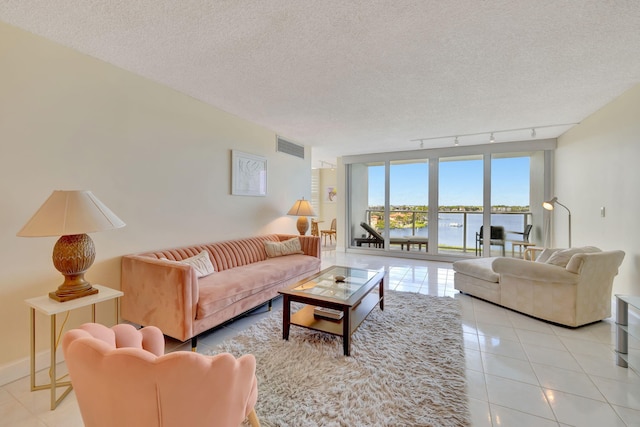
[49,285,98,302]
[296,216,309,235]
[50,234,99,302]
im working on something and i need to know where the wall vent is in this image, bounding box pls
[276,136,305,159]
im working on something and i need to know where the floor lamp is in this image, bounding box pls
[543,197,571,247]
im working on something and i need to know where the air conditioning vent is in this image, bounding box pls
[276,136,305,159]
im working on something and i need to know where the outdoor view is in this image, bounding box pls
[357,154,533,256]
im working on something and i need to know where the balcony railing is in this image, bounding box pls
[363,209,532,255]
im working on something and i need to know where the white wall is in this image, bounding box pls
[555,83,640,295]
[0,22,311,379]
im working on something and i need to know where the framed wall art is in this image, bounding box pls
[231,150,267,196]
[325,186,337,202]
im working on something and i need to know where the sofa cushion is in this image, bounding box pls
[179,250,215,278]
[546,246,600,267]
[452,257,500,283]
[264,237,304,258]
[196,254,321,319]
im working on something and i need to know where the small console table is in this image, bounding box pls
[512,241,536,258]
[615,294,640,368]
[523,246,545,261]
[24,285,123,409]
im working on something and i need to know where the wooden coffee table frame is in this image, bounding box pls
[279,266,384,356]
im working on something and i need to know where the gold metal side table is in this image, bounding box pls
[24,284,123,410]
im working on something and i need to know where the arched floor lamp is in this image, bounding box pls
[543,197,571,248]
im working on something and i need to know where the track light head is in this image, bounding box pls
[454,136,459,146]
[489,133,495,143]
[531,128,536,138]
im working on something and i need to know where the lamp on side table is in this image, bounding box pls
[17,190,125,301]
[287,197,316,235]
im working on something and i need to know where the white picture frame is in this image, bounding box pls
[231,150,267,196]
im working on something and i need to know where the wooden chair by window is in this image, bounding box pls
[321,218,336,245]
[510,224,534,258]
[475,225,506,256]
[311,220,321,237]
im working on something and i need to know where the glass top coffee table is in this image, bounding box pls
[279,265,385,356]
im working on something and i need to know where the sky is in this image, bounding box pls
[368,157,530,206]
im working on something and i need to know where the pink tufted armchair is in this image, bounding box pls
[62,323,259,427]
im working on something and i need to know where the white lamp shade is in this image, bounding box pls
[287,198,316,217]
[17,190,126,237]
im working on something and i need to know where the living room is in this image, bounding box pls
[1,3,640,426]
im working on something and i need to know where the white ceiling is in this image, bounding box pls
[2,1,640,167]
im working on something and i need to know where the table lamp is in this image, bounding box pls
[17,190,126,302]
[543,196,571,247]
[287,197,316,235]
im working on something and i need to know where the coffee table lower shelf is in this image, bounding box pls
[291,293,381,335]
[280,265,385,356]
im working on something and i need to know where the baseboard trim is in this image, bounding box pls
[0,348,64,387]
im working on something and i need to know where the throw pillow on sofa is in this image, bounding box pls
[179,250,216,278]
[264,237,304,258]
[545,246,600,268]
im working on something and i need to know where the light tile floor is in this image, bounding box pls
[2,249,639,426]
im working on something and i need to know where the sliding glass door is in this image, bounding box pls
[438,155,483,256]
[389,160,428,253]
[345,141,552,259]
[348,161,385,251]
[489,154,531,257]
[347,160,428,252]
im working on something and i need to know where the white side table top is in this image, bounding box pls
[616,295,640,309]
[24,284,123,315]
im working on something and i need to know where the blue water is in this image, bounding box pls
[388,213,526,249]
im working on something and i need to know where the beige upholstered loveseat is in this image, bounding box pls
[453,247,625,327]
[121,234,321,348]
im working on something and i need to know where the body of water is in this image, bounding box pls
[387,213,527,250]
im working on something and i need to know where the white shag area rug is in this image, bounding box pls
[209,291,469,427]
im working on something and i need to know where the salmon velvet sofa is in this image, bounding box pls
[121,234,321,347]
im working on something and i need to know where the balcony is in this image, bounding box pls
[361,209,533,257]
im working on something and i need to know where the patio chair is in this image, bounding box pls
[354,222,384,247]
[475,225,506,256]
[321,218,337,245]
[354,222,410,249]
[510,224,534,258]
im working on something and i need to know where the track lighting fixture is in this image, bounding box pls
[454,136,459,146]
[410,122,578,146]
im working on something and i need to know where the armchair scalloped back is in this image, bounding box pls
[62,323,259,427]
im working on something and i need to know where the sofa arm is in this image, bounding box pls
[491,257,579,284]
[276,234,321,258]
[121,255,199,342]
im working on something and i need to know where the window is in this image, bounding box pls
[344,141,553,260]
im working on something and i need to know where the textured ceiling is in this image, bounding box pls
[2,1,640,167]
